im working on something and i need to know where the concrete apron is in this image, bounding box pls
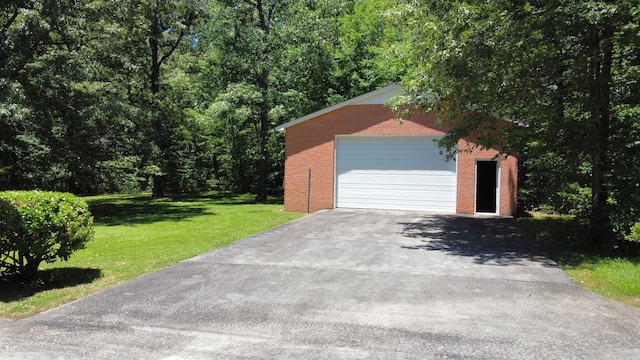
[1,209,640,359]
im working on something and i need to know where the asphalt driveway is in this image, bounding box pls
[1,209,640,359]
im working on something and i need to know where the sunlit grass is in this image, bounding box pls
[0,193,304,318]
[519,213,640,308]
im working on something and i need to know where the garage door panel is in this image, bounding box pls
[337,192,455,211]
[338,175,456,192]
[337,148,452,172]
[338,182,457,196]
[338,171,455,183]
[336,136,456,212]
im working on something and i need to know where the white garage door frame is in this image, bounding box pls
[334,135,458,212]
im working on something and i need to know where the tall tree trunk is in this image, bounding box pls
[588,27,614,246]
[145,2,187,199]
[255,69,269,203]
[254,0,275,203]
[255,120,269,202]
[149,34,164,198]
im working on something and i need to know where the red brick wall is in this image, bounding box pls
[456,141,518,216]
[282,104,517,216]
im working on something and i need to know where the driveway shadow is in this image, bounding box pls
[399,215,558,267]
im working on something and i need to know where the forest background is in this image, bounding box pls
[2,0,639,246]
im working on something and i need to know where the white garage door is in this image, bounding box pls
[335,136,457,212]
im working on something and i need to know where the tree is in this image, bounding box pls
[1,0,123,193]
[206,83,263,192]
[210,0,287,202]
[207,0,350,199]
[1,0,417,199]
[115,0,203,198]
[330,0,411,100]
[402,1,640,245]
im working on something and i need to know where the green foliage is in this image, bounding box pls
[554,183,592,218]
[96,156,145,194]
[207,83,263,192]
[1,0,409,200]
[0,191,94,280]
[331,0,410,99]
[628,222,640,243]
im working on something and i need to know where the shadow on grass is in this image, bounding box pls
[177,192,285,205]
[87,193,213,226]
[0,267,102,303]
[87,192,284,226]
[517,215,640,268]
[399,215,558,267]
[89,199,211,226]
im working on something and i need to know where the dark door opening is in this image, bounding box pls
[476,161,498,213]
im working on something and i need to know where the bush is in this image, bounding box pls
[628,221,640,243]
[0,191,94,280]
[554,183,592,217]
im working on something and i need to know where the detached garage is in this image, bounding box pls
[276,85,517,216]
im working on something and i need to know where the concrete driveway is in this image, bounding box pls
[1,209,640,359]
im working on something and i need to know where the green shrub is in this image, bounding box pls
[0,191,94,280]
[628,221,640,243]
[554,182,592,217]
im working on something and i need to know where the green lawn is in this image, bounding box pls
[0,193,304,319]
[518,213,640,308]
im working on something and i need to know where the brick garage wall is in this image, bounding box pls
[282,104,517,216]
[456,141,518,216]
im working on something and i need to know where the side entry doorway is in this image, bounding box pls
[476,160,498,213]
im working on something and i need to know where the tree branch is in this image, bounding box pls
[158,29,185,68]
[0,251,19,267]
[267,0,278,26]
[2,9,20,32]
[256,0,268,33]
[8,52,35,80]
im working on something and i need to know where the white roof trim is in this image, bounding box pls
[275,84,404,132]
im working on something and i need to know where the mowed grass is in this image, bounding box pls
[518,213,640,308]
[0,193,304,319]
